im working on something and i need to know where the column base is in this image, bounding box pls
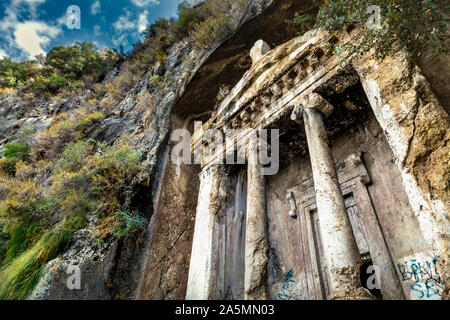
[330,287,375,300]
[328,265,375,300]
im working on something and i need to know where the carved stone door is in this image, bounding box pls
[286,153,404,300]
[217,170,247,300]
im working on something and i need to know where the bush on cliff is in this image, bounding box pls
[0,41,108,94]
[46,41,107,79]
[0,143,30,175]
[289,0,449,60]
[0,106,144,299]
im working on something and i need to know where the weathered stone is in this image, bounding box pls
[293,98,372,300]
[186,165,227,299]
[1,0,447,302]
[245,139,270,300]
[353,50,450,297]
[250,40,271,66]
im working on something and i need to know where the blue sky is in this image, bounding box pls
[0,0,184,61]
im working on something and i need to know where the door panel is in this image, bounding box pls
[310,209,330,299]
[286,153,404,299]
[344,194,370,258]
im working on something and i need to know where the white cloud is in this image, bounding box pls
[130,0,160,7]
[1,6,19,30]
[91,0,101,15]
[12,0,46,4]
[112,8,150,47]
[13,21,61,58]
[0,49,8,59]
[0,0,61,59]
[113,10,135,32]
[112,10,136,47]
[112,34,128,47]
[138,10,148,33]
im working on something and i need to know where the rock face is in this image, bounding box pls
[135,0,317,301]
[30,219,114,300]
[170,22,449,301]
[0,93,88,147]
[353,49,450,298]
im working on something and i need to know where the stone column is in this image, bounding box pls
[244,137,270,300]
[186,165,226,300]
[291,93,372,300]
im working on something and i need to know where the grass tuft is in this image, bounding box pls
[0,230,72,300]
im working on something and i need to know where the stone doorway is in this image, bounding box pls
[217,169,247,300]
[283,150,402,300]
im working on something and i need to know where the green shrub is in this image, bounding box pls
[1,143,30,175]
[2,219,41,265]
[46,41,107,79]
[145,17,171,38]
[62,207,88,232]
[3,143,30,163]
[54,140,94,173]
[94,142,141,175]
[5,196,55,221]
[290,0,450,60]
[149,74,164,89]
[193,14,232,49]
[173,1,204,39]
[0,225,9,264]
[113,209,147,239]
[286,12,315,34]
[0,58,29,87]
[0,41,105,94]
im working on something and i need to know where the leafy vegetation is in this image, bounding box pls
[128,0,249,73]
[0,143,31,175]
[0,0,250,97]
[173,1,205,39]
[0,58,30,87]
[113,209,147,239]
[0,230,73,300]
[289,0,450,60]
[46,42,107,79]
[0,41,114,94]
[0,106,144,299]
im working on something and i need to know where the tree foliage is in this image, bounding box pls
[0,58,30,87]
[173,1,205,39]
[289,0,450,60]
[0,41,108,93]
[46,41,107,79]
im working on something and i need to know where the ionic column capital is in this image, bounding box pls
[291,93,334,124]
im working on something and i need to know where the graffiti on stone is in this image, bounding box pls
[397,256,444,300]
[276,269,303,300]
